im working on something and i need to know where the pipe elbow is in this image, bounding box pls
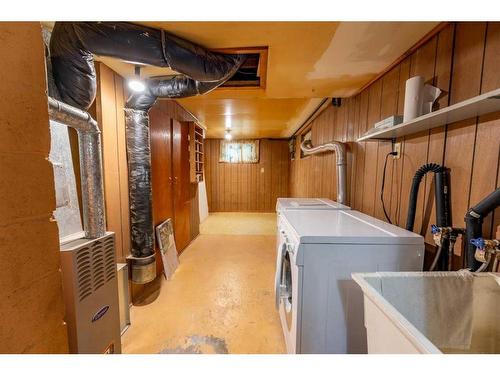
[48,97,100,134]
[299,139,347,205]
[299,139,346,162]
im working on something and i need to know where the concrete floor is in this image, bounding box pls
[122,213,285,354]
[199,212,277,235]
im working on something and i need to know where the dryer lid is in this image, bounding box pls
[282,209,423,245]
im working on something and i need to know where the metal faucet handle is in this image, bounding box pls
[471,237,500,252]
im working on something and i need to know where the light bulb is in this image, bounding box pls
[128,79,146,92]
[224,132,232,140]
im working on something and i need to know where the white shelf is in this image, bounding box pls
[357,88,500,141]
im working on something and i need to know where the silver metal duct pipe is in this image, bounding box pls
[300,139,347,205]
[48,97,106,239]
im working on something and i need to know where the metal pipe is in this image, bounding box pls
[48,97,99,133]
[300,139,347,205]
[48,97,106,239]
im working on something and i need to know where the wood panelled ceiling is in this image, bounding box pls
[49,21,440,138]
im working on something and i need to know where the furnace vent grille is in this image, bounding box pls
[75,235,116,301]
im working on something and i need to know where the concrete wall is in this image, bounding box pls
[0,22,68,353]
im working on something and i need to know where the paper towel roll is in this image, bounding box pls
[403,76,425,122]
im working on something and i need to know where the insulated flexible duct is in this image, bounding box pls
[465,188,500,271]
[50,22,245,110]
[49,22,246,280]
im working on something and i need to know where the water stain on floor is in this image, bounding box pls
[159,335,229,354]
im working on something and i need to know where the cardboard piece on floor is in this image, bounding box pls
[155,218,180,280]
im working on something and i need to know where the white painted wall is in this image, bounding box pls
[198,179,209,222]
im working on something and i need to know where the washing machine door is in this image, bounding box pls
[281,250,294,331]
[275,243,293,328]
[274,241,287,310]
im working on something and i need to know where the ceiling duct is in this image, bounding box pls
[50,22,246,283]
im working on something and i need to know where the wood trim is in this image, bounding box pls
[291,98,330,138]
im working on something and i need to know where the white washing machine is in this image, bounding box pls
[275,209,424,354]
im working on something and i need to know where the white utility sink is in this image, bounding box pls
[353,271,500,354]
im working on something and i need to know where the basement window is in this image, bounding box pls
[220,140,260,163]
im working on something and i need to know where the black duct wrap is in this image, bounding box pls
[465,188,500,271]
[50,22,245,110]
[126,70,241,111]
[124,109,155,258]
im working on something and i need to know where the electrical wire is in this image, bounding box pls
[381,151,397,224]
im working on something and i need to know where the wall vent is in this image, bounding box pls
[73,235,116,301]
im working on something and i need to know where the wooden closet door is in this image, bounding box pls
[150,105,175,274]
[150,106,174,223]
[172,119,191,253]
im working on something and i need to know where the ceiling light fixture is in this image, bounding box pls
[128,66,146,93]
[225,116,232,129]
[224,130,232,141]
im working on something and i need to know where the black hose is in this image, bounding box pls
[406,163,451,271]
[406,163,447,231]
[465,188,500,271]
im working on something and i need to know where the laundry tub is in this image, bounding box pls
[352,272,500,354]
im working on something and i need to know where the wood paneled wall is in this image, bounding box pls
[95,63,130,263]
[205,139,290,212]
[290,22,500,269]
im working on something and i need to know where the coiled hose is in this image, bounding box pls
[406,163,449,231]
[406,163,451,271]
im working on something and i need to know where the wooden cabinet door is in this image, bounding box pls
[172,119,191,253]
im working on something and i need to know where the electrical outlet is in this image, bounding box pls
[393,142,401,159]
